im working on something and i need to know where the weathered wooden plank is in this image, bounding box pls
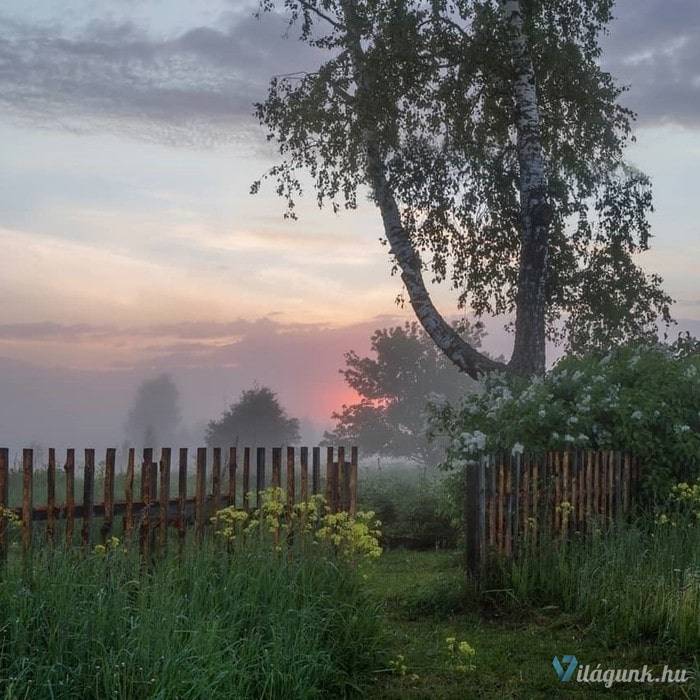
[178,448,187,547]
[228,447,237,508]
[81,448,95,547]
[623,452,631,514]
[256,447,265,507]
[195,447,207,542]
[553,451,561,534]
[101,448,116,544]
[488,454,496,548]
[300,446,309,503]
[521,453,530,541]
[312,446,321,495]
[140,449,152,559]
[64,449,75,546]
[124,448,135,538]
[561,451,570,538]
[349,446,358,516]
[530,456,539,544]
[497,455,505,553]
[325,447,335,512]
[505,454,513,557]
[286,446,295,514]
[212,447,222,513]
[0,448,8,561]
[272,447,282,488]
[337,446,346,511]
[465,460,482,576]
[22,449,33,554]
[159,448,171,551]
[243,447,251,511]
[47,448,57,544]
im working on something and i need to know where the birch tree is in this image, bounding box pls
[255,0,672,378]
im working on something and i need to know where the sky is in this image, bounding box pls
[0,0,699,449]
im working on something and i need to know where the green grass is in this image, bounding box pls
[367,550,699,699]
[0,540,382,699]
[484,519,700,652]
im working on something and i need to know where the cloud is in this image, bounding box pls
[1,0,698,145]
[0,8,321,146]
[603,0,700,128]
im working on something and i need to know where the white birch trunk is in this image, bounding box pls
[502,0,551,376]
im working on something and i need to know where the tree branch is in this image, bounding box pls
[338,0,506,380]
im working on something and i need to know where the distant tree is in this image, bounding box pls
[323,321,484,466]
[124,374,181,447]
[205,386,301,447]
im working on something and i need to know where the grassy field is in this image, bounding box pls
[0,540,382,700]
[368,550,699,699]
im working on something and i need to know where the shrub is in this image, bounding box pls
[358,466,459,549]
[428,339,700,497]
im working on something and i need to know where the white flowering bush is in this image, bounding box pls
[427,339,700,496]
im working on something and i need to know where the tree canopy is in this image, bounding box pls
[205,386,301,447]
[124,373,181,448]
[324,321,484,464]
[255,0,672,377]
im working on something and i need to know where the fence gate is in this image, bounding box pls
[464,450,640,575]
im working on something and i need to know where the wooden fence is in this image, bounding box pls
[0,445,358,560]
[464,450,640,574]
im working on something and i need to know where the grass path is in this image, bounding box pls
[367,550,698,699]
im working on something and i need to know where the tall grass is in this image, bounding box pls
[483,518,700,651]
[0,540,383,699]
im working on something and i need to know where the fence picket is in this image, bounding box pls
[65,449,75,546]
[124,448,135,538]
[286,446,295,515]
[0,448,8,561]
[102,448,116,544]
[82,449,95,547]
[22,449,33,554]
[47,448,57,544]
[195,448,207,543]
[159,448,171,551]
[228,447,237,508]
[243,447,251,511]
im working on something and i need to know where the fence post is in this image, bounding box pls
[312,447,321,495]
[256,448,266,508]
[159,448,171,552]
[124,448,135,539]
[325,447,335,512]
[82,449,95,547]
[300,447,309,503]
[272,447,282,488]
[65,449,75,546]
[102,448,116,544]
[243,447,251,511]
[140,448,153,558]
[465,459,483,577]
[195,448,207,543]
[286,446,295,515]
[212,447,222,514]
[178,448,188,549]
[0,448,9,562]
[228,447,237,507]
[337,446,345,511]
[349,446,358,516]
[47,448,57,544]
[22,448,34,555]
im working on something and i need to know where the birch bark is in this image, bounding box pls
[502,0,551,376]
[339,0,504,379]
